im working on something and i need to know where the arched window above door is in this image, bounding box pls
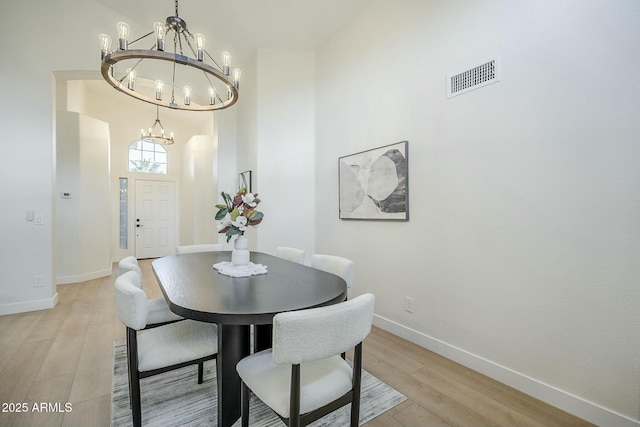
[128,140,167,174]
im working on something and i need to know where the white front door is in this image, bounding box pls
[135,179,176,259]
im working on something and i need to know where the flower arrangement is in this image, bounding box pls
[215,188,264,242]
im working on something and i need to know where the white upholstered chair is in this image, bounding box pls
[275,246,306,264]
[118,256,142,280]
[310,254,354,288]
[117,259,182,328]
[176,243,224,254]
[115,272,218,427]
[236,293,375,427]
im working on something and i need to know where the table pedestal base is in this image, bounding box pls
[217,324,250,427]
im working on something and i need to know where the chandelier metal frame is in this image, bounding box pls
[100,0,239,112]
[141,106,175,145]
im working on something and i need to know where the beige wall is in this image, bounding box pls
[0,0,124,314]
[256,49,316,258]
[180,135,219,246]
[55,111,111,283]
[314,1,640,425]
[233,48,317,257]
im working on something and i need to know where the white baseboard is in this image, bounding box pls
[56,267,112,285]
[373,314,639,427]
[0,292,59,315]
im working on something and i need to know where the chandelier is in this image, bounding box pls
[99,0,240,111]
[141,106,174,145]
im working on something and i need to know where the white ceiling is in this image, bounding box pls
[94,0,370,66]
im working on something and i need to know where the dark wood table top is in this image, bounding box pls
[152,251,348,325]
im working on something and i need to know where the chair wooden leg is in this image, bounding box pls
[240,381,250,427]
[350,388,361,426]
[127,328,142,427]
[350,343,363,427]
[198,362,204,384]
[241,381,250,427]
[289,364,301,427]
[126,332,132,409]
[131,372,142,427]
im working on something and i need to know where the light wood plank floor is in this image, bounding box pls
[0,259,594,427]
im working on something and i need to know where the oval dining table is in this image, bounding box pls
[152,251,347,427]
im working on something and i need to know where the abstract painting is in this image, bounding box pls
[339,141,409,220]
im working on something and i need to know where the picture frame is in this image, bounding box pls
[239,170,252,192]
[338,141,409,220]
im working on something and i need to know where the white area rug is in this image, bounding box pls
[111,338,406,426]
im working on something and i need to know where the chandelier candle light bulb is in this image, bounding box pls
[155,80,163,100]
[117,21,130,50]
[153,21,166,51]
[222,51,231,76]
[232,68,241,90]
[183,86,191,105]
[194,33,205,61]
[99,34,112,59]
[126,68,136,90]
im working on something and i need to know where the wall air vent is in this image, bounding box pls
[447,57,500,98]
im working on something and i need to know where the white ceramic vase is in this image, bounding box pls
[232,235,250,266]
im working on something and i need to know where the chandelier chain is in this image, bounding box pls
[176,29,185,56]
[170,32,180,104]
[155,106,165,132]
[171,55,177,104]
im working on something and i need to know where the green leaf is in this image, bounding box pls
[215,208,228,220]
[221,192,232,207]
[215,204,227,209]
[225,227,241,242]
[251,211,264,221]
[230,208,240,220]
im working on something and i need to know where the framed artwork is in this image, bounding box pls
[239,170,252,192]
[339,141,409,220]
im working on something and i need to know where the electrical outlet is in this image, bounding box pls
[404,296,414,313]
[33,275,44,287]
